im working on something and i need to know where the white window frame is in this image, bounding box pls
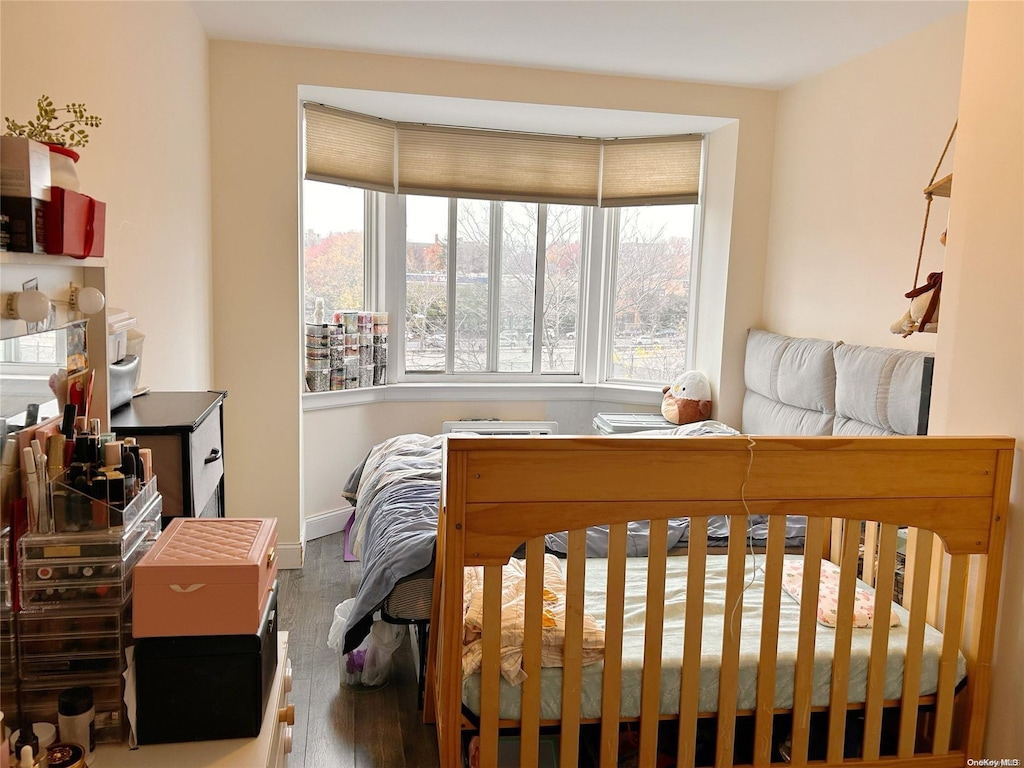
[301,145,704,391]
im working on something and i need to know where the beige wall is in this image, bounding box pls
[209,42,778,546]
[763,13,966,348]
[766,4,1023,748]
[0,1,213,391]
[929,1,1023,750]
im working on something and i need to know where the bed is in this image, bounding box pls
[429,433,1013,767]
[340,330,1012,765]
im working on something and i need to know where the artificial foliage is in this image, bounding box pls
[4,94,102,148]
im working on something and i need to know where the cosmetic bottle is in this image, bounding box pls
[57,687,94,766]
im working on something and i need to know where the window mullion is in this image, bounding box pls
[531,204,547,375]
[445,198,457,374]
[600,209,621,383]
[384,193,405,382]
[487,201,502,372]
[365,190,384,310]
[578,207,599,383]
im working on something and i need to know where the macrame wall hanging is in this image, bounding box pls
[890,120,957,337]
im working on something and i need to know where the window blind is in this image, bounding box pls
[304,104,395,192]
[303,103,702,207]
[600,135,702,206]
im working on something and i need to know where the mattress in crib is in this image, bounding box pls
[462,554,966,720]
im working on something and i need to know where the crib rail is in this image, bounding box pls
[428,435,1014,768]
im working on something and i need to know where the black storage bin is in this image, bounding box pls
[134,579,278,744]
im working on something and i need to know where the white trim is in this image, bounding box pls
[306,507,352,540]
[276,541,305,570]
[301,381,662,410]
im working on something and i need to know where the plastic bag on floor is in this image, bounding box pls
[327,599,406,687]
[362,620,406,686]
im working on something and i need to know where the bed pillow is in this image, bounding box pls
[781,559,900,628]
[832,343,933,436]
[742,329,839,436]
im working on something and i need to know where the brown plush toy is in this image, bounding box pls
[660,370,712,425]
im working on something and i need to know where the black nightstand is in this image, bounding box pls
[111,391,227,525]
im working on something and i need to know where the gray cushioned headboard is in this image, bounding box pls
[742,329,838,436]
[833,343,934,436]
[741,328,934,437]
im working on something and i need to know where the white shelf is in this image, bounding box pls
[0,251,108,267]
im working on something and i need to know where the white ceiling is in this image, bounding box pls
[192,0,965,90]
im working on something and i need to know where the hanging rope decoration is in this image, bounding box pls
[890,120,956,337]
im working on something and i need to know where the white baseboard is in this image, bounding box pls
[305,507,353,541]
[276,541,305,570]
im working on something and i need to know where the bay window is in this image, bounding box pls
[301,102,703,388]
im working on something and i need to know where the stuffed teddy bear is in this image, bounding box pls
[661,370,712,425]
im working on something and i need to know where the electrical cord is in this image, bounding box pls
[728,434,761,637]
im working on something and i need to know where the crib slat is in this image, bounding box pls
[520,537,546,768]
[927,536,945,628]
[830,517,844,565]
[560,529,587,768]
[898,529,934,758]
[863,521,879,586]
[600,523,629,768]
[902,527,918,610]
[790,516,826,762]
[753,516,787,767]
[677,516,709,768]
[480,564,504,768]
[639,518,670,767]
[932,554,969,754]
[863,523,899,759]
[716,514,749,767]
[827,520,862,763]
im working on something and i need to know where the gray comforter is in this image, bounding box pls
[340,422,805,653]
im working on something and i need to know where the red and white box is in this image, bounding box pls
[133,517,278,638]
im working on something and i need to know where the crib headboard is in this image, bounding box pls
[742,329,934,436]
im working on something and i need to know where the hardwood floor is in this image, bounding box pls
[278,532,440,768]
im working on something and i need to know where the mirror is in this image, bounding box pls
[1,321,87,432]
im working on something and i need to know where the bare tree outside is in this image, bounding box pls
[406,196,448,371]
[611,205,693,383]
[542,205,583,373]
[401,196,694,379]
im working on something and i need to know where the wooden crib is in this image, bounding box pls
[425,434,1014,768]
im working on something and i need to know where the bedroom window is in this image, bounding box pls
[302,180,368,321]
[302,101,704,389]
[404,196,585,375]
[606,204,696,383]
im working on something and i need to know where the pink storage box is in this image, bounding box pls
[133,517,278,638]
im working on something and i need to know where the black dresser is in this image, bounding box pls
[111,391,227,524]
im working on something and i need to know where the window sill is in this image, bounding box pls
[301,381,662,412]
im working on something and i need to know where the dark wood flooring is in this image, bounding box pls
[278,532,440,768]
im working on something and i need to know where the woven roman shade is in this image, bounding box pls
[601,135,703,206]
[396,124,602,205]
[303,103,702,206]
[304,103,395,192]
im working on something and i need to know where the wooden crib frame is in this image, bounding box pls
[425,435,1014,768]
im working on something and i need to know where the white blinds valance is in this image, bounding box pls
[303,103,702,207]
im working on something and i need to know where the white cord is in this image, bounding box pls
[728,435,760,636]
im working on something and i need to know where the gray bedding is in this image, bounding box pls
[339,421,806,653]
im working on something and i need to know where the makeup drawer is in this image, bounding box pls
[111,391,227,523]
